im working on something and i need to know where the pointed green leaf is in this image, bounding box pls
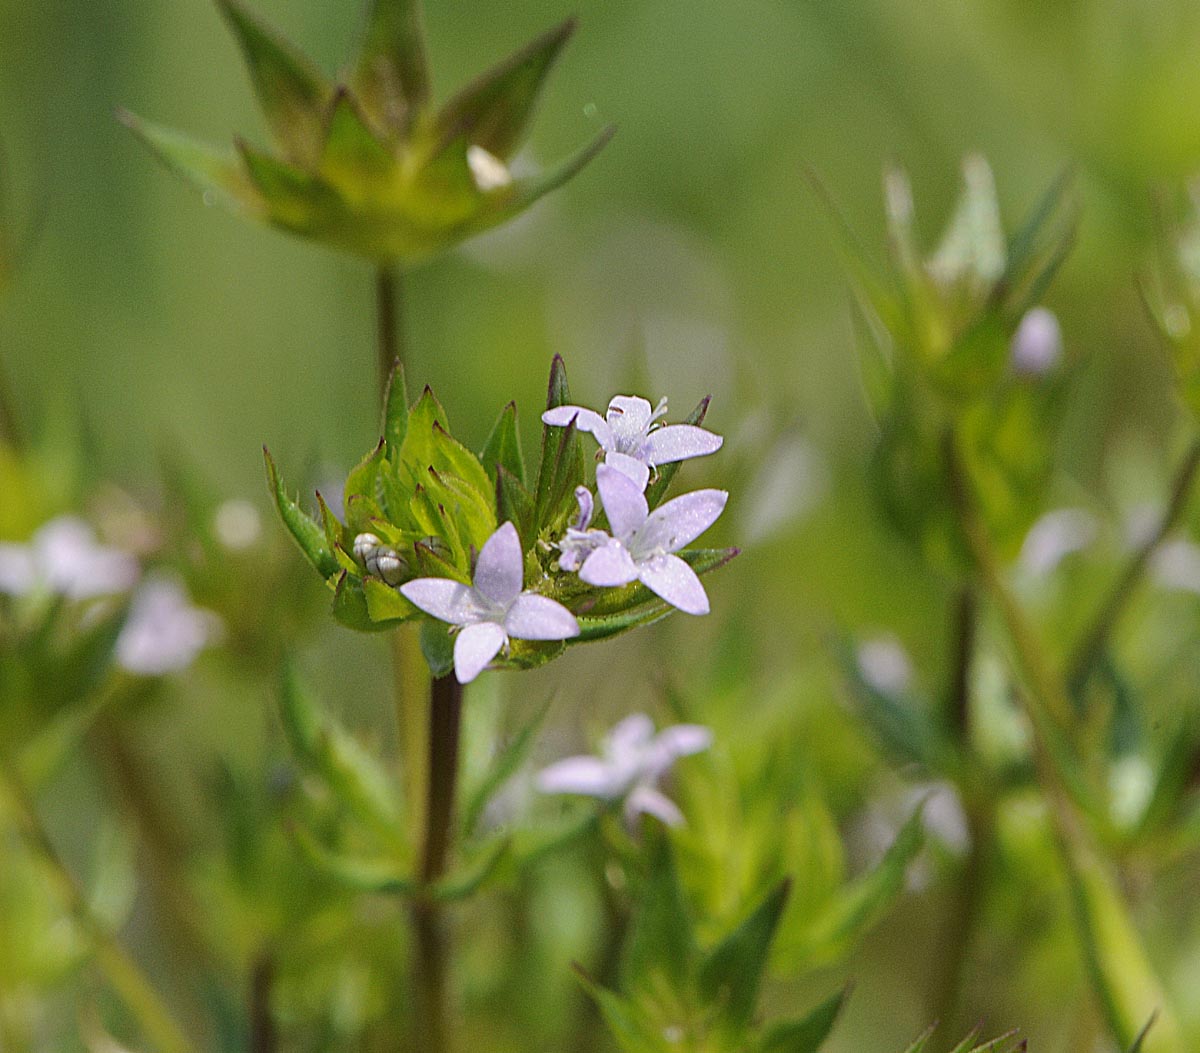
[431,836,509,902]
[623,836,695,993]
[290,825,412,894]
[382,361,409,451]
[419,618,455,678]
[434,18,575,159]
[644,395,711,509]
[1127,1013,1158,1053]
[572,966,668,1053]
[476,124,615,233]
[118,110,259,213]
[778,806,924,969]
[363,576,415,623]
[332,571,383,631]
[264,447,338,577]
[318,88,394,189]
[279,661,402,838]
[901,1026,938,1053]
[217,0,331,162]
[480,401,526,486]
[236,138,340,230]
[698,879,792,1033]
[462,698,552,834]
[496,466,535,555]
[431,421,494,503]
[354,0,430,131]
[757,987,848,1053]
[344,440,386,518]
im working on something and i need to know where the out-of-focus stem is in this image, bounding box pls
[411,673,463,1053]
[0,762,194,1053]
[1068,438,1200,695]
[376,265,405,397]
[248,953,277,1053]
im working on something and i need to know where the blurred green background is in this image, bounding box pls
[4,0,1200,1049]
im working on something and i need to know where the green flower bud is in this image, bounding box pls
[121,0,613,265]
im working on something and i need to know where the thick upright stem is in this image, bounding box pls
[411,674,463,1053]
[376,265,405,397]
[0,763,194,1053]
[1068,438,1200,694]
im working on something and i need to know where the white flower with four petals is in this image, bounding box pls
[574,464,727,615]
[536,713,712,827]
[400,522,580,684]
[542,394,722,492]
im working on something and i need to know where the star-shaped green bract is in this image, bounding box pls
[121,0,613,264]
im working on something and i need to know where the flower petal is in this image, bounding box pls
[536,756,623,798]
[595,463,648,541]
[504,593,580,640]
[606,713,656,759]
[579,539,639,588]
[646,724,713,779]
[453,621,507,683]
[604,452,651,492]
[637,553,710,615]
[625,784,685,827]
[400,577,479,624]
[606,395,654,441]
[541,405,615,450]
[637,488,727,555]
[646,424,723,466]
[473,522,524,607]
[572,485,594,530]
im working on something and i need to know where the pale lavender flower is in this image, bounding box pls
[1018,508,1097,576]
[556,486,613,573]
[542,394,722,492]
[856,636,913,695]
[115,575,221,676]
[536,713,712,827]
[0,516,139,600]
[1011,306,1063,375]
[400,522,579,684]
[573,464,726,615]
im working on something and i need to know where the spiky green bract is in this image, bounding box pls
[901,1025,1025,1053]
[265,358,736,674]
[122,1,613,264]
[816,158,1076,573]
[579,837,850,1052]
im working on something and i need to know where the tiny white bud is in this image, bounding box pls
[466,145,512,192]
[1011,306,1062,375]
[353,532,382,566]
[366,547,407,586]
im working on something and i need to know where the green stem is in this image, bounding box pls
[1068,438,1200,695]
[0,762,194,1053]
[411,673,463,1053]
[376,264,405,398]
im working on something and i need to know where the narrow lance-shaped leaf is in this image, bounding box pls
[623,835,695,994]
[496,466,535,556]
[290,824,412,894]
[434,18,576,159]
[318,88,393,189]
[698,879,792,1034]
[382,361,409,451]
[117,110,260,213]
[480,401,526,486]
[644,394,711,509]
[572,966,669,1053]
[534,355,584,533]
[236,138,339,231]
[757,986,849,1053]
[462,698,552,835]
[217,0,332,163]
[354,0,431,131]
[471,124,616,235]
[264,447,339,577]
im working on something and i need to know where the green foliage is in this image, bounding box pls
[821,158,1077,571]
[121,0,613,263]
[581,837,850,1053]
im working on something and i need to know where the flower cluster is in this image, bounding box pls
[268,358,735,684]
[0,515,219,676]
